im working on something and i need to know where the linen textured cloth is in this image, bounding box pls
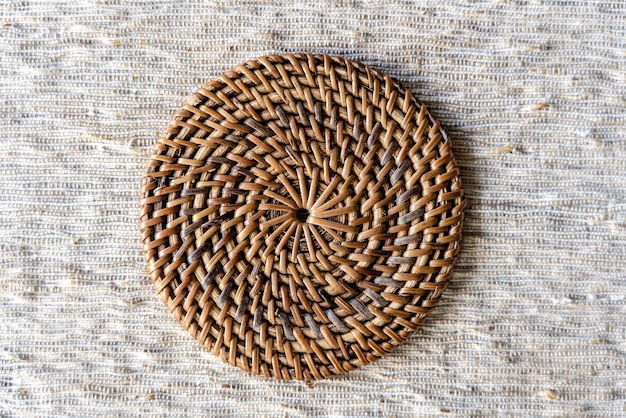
[1,1,625,416]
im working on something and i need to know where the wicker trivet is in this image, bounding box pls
[139,53,465,380]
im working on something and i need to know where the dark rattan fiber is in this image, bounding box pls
[139,53,465,380]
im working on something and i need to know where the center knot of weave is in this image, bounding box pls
[295,208,309,222]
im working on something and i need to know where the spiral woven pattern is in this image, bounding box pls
[139,53,465,380]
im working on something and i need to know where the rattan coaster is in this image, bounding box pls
[139,53,465,380]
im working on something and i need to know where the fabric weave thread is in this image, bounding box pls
[0,0,625,416]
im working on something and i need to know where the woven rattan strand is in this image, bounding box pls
[139,53,465,380]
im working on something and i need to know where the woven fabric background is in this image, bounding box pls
[1,0,625,416]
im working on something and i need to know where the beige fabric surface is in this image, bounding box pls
[1,0,625,416]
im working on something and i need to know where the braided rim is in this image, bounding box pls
[139,53,465,380]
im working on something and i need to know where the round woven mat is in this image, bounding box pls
[139,53,465,380]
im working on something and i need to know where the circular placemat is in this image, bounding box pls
[139,53,465,380]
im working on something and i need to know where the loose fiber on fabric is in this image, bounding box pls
[139,54,465,380]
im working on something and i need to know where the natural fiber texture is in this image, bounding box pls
[1,0,625,415]
[139,53,464,380]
